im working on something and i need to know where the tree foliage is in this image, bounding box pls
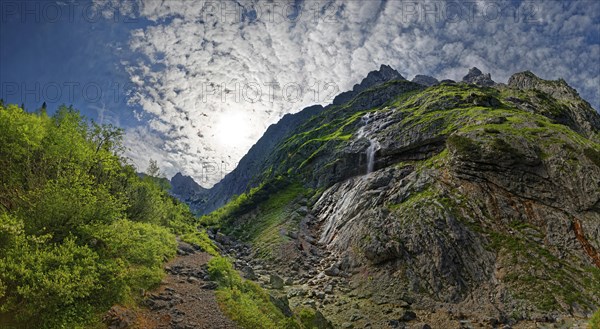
[0,104,198,328]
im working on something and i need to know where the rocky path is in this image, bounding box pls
[104,242,238,329]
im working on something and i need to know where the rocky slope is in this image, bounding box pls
[191,66,600,328]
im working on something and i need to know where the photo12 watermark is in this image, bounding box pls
[0,0,345,25]
[381,1,540,24]
[0,80,341,107]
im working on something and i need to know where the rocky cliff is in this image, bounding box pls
[191,66,600,328]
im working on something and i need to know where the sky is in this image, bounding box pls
[1,0,599,187]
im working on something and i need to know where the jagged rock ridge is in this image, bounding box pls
[332,64,406,105]
[462,67,496,86]
[411,74,439,87]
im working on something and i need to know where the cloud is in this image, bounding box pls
[98,0,600,187]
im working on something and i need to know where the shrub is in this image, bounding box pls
[208,256,241,289]
[181,230,219,256]
[90,220,177,290]
[0,104,196,327]
[208,257,301,328]
[0,221,100,328]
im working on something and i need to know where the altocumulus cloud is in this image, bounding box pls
[92,0,600,187]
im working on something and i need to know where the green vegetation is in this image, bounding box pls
[486,229,600,313]
[201,175,293,227]
[180,230,219,256]
[0,104,201,328]
[447,134,480,156]
[208,256,322,329]
[590,309,600,329]
[228,183,307,258]
[201,176,309,259]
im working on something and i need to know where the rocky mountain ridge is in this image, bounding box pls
[183,65,599,328]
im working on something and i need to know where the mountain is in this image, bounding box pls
[192,65,412,215]
[190,104,324,215]
[170,172,208,203]
[190,66,600,327]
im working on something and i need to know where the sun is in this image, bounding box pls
[214,110,253,149]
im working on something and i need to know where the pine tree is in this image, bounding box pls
[147,159,161,177]
[39,102,47,115]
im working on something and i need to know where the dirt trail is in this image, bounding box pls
[105,245,238,329]
[142,250,238,329]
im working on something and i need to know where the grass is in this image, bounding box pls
[180,230,219,256]
[200,176,308,260]
[208,256,297,328]
[227,183,307,259]
[208,256,323,329]
[486,229,600,313]
[590,309,600,329]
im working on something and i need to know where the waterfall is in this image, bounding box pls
[367,143,375,173]
[358,113,380,175]
[366,139,379,174]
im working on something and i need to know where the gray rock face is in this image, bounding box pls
[462,67,496,86]
[310,119,600,319]
[270,274,284,289]
[179,66,600,326]
[411,75,439,87]
[314,169,497,303]
[333,64,406,105]
[506,71,600,137]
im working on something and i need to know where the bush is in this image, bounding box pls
[90,220,177,289]
[208,256,301,328]
[0,215,100,328]
[208,256,241,289]
[181,230,219,256]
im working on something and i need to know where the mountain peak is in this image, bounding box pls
[170,172,206,200]
[508,70,579,99]
[412,74,439,86]
[361,64,405,89]
[333,64,406,105]
[462,67,495,86]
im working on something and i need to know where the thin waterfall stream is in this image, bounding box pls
[366,138,380,174]
[358,113,381,175]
